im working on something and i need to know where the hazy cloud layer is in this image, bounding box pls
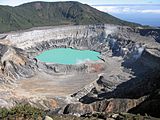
[93,5,160,14]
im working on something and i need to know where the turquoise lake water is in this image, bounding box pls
[36,48,100,64]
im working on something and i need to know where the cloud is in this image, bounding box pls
[76,59,91,64]
[141,9,160,13]
[93,5,160,14]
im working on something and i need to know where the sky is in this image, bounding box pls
[0,0,160,6]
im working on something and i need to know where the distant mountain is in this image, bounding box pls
[0,1,140,33]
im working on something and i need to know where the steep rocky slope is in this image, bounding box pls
[0,44,37,79]
[0,24,160,118]
[139,28,160,43]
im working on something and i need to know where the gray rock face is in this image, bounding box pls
[139,29,160,43]
[0,24,159,117]
[61,97,146,116]
[0,44,37,80]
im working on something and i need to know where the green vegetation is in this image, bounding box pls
[0,104,98,120]
[0,1,140,33]
[0,104,45,119]
[0,104,159,120]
